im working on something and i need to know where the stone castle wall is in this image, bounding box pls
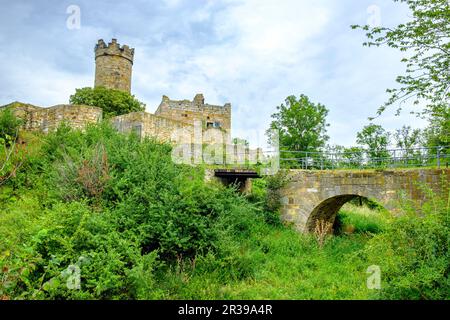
[111,111,228,145]
[3,97,230,147]
[5,102,102,133]
[112,111,193,143]
[155,94,231,136]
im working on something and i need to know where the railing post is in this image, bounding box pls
[437,147,441,168]
[393,150,396,168]
[305,152,308,170]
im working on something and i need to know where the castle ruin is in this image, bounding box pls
[2,39,232,146]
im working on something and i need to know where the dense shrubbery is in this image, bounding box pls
[246,174,286,227]
[69,87,145,117]
[0,107,22,141]
[0,109,27,186]
[0,123,264,299]
[0,122,448,300]
[365,183,449,300]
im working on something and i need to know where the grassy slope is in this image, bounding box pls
[0,129,398,300]
[0,186,385,300]
[156,204,387,299]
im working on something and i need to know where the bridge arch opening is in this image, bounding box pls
[305,194,385,234]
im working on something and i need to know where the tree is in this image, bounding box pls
[423,109,450,161]
[394,125,424,165]
[394,125,422,149]
[267,94,329,152]
[351,0,450,119]
[356,124,390,162]
[424,108,450,148]
[324,145,365,168]
[343,146,364,168]
[70,87,146,117]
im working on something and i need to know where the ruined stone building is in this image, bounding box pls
[2,39,231,146]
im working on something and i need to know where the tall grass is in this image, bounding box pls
[153,203,389,300]
[334,203,388,235]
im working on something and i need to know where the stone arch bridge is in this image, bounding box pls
[278,168,449,233]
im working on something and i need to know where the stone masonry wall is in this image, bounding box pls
[280,168,450,233]
[112,111,228,146]
[112,111,194,143]
[155,94,231,137]
[94,39,134,93]
[7,103,102,133]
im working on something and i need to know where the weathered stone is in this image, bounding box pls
[4,102,102,132]
[94,39,134,93]
[279,169,450,233]
[155,94,231,140]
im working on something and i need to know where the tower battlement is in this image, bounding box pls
[95,39,134,63]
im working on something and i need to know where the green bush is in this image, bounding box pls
[264,171,289,212]
[69,87,145,117]
[247,177,282,226]
[0,108,22,141]
[0,122,268,299]
[365,183,449,299]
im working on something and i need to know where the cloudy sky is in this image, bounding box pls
[0,0,427,147]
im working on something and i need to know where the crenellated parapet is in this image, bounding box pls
[94,38,134,64]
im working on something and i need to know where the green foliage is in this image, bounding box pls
[69,87,145,117]
[1,121,448,300]
[365,183,450,299]
[352,0,449,155]
[351,0,450,119]
[247,177,283,226]
[263,170,290,215]
[394,125,422,150]
[334,202,387,235]
[0,111,27,186]
[392,125,426,165]
[342,146,364,168]
[356,124,390,162]
[267,94,330,152]
[0,122,268,299]
[0,108,22,141]
[157,226,373,299]
[424,108,450,150]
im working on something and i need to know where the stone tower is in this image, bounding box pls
[94,39,134,93]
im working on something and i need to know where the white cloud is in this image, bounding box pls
[0,54,91,106]
[162,0,183,8]
[215,0,330,59]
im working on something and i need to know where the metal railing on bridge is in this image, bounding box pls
[279,146,449,170]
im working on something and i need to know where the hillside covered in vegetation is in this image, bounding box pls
[0,119,448,300]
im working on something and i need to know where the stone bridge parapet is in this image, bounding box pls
[279,168,449,232]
